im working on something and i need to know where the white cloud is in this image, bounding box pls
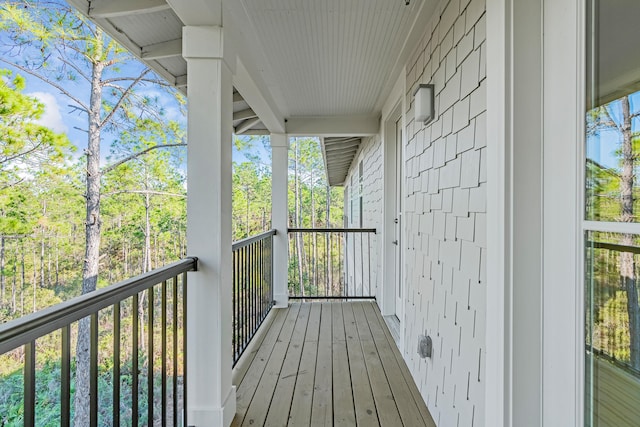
[28,91,68,133]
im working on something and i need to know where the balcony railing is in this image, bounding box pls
[0,257,197,427]
[232,230,276,366]
[288,228,377,299]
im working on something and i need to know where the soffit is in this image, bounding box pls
[322,137,362,186]
[595,0,640,106]
[67,0,268,135]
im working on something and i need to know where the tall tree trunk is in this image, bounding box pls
[154,232,158,269]
[0,236,5,304]
[294,140,305,296]
[124,238,128,277]
[74,59,105,427]
[40,200,46,289]
[246,185,250,237]
[40,230,45,290]
[620,96,640,370]
[12,241,17,314]
[311,169,317,292]
[143,190,152,274]
[326,186,332,292]
[55,235,59,287]
[32,246,36,313]
[20,242,25,315]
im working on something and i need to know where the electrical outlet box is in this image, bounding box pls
[417,334,432,358]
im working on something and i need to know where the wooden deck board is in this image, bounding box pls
[233,301,435,427]
[241,305,302,427]
[342,302,380,427]
[311,303,333,427]
[352,302,404,427]
[332,303,357,426]
[264,304,310,427]
[362,302,432,427]
[232,307,289,426]
[369,302,437,426]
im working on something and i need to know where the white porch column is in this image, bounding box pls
[270,133,289,308]
[183,26,236,426]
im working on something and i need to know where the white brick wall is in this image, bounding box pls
[403,0,486,425]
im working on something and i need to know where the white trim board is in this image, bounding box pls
[486,0,583,425]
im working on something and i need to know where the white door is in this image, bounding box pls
[394,117,403,320]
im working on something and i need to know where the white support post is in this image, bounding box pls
[270,133,289,308]
[183,26,236,427]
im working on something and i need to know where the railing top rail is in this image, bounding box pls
[0,257,197,354]
[232,229,277,251]
[288,228,377,233]
[587,346,640,378]
[587,240,640,255]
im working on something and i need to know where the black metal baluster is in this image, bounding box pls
[172,277,178,427]
[316,233,328,296]
[270,235,274,305]
[148,286,154,425]
[182,271,188,427]
[251,243,255,337]
[244,246,248,354]
[360,233,364,297]
[368,232,372,296]
[232,250,237,360]
[133,294,139,427]
[90,313,98,427]
[24,340,35,427]
[61,325,70,427]
[162,280,167,426]
[260,240,264,320]
[114,303,121,427]
[258,240,263,321]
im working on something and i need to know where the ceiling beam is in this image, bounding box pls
[327,163,354,169]
[234,117,261,134]
[238,129,269,136]
[325,147,360,154]
[233,57,286,133]
[89,0,171,18]
[286,116,379,137]
[327,155,356,166]
[325,137,361,145]
[175,75,187,88]
[141,39,182,60]
[325,141,361,149]
[233,108,258,121]
[165,0,222,26]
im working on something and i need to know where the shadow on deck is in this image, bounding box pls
[232,301,436,427]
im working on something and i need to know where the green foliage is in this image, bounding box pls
[595,291,633,362]
[0,69,72,191]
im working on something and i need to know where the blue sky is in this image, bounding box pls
[587,91,640,171]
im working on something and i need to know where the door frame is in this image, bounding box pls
[394,115,404,321]
[381,99,404,319]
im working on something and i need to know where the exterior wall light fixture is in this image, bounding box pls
[413,84,435,125]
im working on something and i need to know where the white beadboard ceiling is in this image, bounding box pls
[68,0,431,178]
[238,0,421,117]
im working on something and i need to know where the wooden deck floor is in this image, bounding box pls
[232,301,436,427]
